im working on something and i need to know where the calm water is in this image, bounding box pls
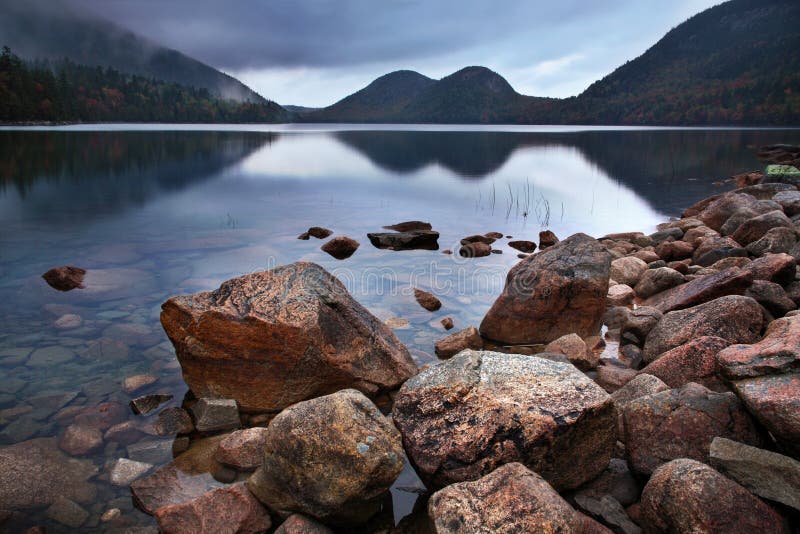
[1,125,799,531]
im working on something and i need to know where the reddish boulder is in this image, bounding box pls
[458,242,491,257]
[545,333,598,371]
[742,253,797,285]
[642,295,762,363]
[154,483,271,534]
[642,267,753,313]
[718,315,800,380]
[633,267,684,299]
[392,350,616,491]
[508,240,536,253]
[434,327,483,358]
[414,288,442,311]
[539,230,559,248]
[427,463,582,534]
[215,428,270,471]
[383,221,432,232]
[42,266,86,291]
[640,459,788,533]
[320,236,359,259]
[610,257,648,287]
[480,234,611,344]
[622,383,764,475]
[161,262,416,412]
[307,227,332,239]
[58,424,103,456]
[697,192,759,231]
[745,279,797,317]
[639,336,729,390]
[655,240,694,261]
[732,209,794,246]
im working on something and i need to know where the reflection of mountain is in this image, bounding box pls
[334,129,800,214]
[0,131,275,220]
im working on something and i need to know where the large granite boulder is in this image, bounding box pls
[622,383,764,475]
[642,267,753,313]
[697,192,759,231]
[247,389,404,525]
[427,463,583,534]
[639,336,729,390]
[640,459,788,533]
[480,234,611,344]
[642,295,762,363]
[717,315,800,457]
[161,262,416,412]
[392,350,616,491]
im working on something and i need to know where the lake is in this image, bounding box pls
[1,125,799,531]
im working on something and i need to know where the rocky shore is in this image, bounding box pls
[4,156,800,532]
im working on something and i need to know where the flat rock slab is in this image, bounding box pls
[643,267,753,313]
[392,350,616,491]
[161,262,416,412]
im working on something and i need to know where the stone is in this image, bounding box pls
[79,337,129,361]
[0,438,98,509]
[427,463,582,534]
[458,242,491,257]
[440,317,454,330]
[367,230,439,250]
[109,458,153,486]
[154,483,271,534]
[732,209,794,245]
[215,427,270,471]
[734,182,795,198]
[45,496,89,528]
[27,345,75,366]
[709,437,800,511]
[392,350,616,491]
[461,234,496,245]
[610,374,670,436]
[151,407,194,436]
[539,230,559,248]
[574,458,641,508]
[773,189,800,216]
[274,514,334,534]
[622,383,764,475]
[307,227,332,239]
[103,322,160,348]
[42,266,86,291]
[414,288,442,311]
[642,267,753,313]
[640,459,788,533]
[127,439,174,465]
[573,494,640,534]
[247,389,404,525]
[655,240,694,261]
[58,424,103,456]
[697,192,760,231]
[74,401,128,431]
[619,306,661,346]
[122,374,158,395]
[545,333,598,371]
[320,236,359,260]
[632,267,684,299]
[191,399,240,432]
[480,234,611,344]
[161,262,416,412]
[642,295,762,363]
[634,250,660,263]
[747,227,797,256]
[745,280,796,317]
[595,365,638,393]
[606,284,634,307]
[384,317,409,329]
[54,313,82,329]
[639,336,729,390]
[610,257,648,287]
[130,394,173,415]
[742,252,797,285]
[383,221,432,232]
[692,235,747,266]
[434,327,483,358]
[649,227,682,245]
[507,240,536,253]
[717,314,800,380]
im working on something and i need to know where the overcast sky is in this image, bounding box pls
[67,0,721,107]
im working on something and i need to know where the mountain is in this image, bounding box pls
[304,0,799,125]
[566,0,800,125]
[305,67,555,123]
[0,0,266,103]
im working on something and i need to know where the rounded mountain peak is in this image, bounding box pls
[442,66,517,95]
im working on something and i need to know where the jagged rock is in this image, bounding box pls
[414,288,442,311]
[427,463,583,534]
[622,383,764,475]
[709,437,800,512]
[191,399,240,433]
[545,333,598,371]
[434,327,483,358]
[320,236,359,259]
[247,390,403,525]
[42,266,86,291]
[640,459,788,533]
[215,427,270,471]
[130,394,173,416]
[745,280,796,317]
[151,407,194,436]
[161,262,416,412]
[642,295,762,363]
[480,234,611,344]
[642,267,753,313]
[639,336,729,390]
[747,227,797,256]
[154,483,271,534]
[108,458,153,487]
[632,267,684,299]
[741,252,797,285]
[367,230,439,250]
[732,210,794,246]
[392,350,616,491]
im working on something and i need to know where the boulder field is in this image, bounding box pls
[83,169,800,532]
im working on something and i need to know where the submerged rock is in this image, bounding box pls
[427,463,582,534]
[480,233,611,344]
[247,389,404,525]
[130,394,173,416]
[161,262,416,412]
[191,399,240,433]
[640,459,788,533]
[392,350,616,491]
[42,266,86,291]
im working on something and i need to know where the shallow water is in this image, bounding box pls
[1,125,799,531]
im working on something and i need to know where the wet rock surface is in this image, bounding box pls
[161,262,416,412]
[42,266,86,291]
[214,427,270,471]
[367,229,439,250]
[414,288,442,311]
[434,326,483,358]
[393,350,616,490]
[320,236,360,259]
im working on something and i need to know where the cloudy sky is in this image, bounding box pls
[68,0,721,107]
